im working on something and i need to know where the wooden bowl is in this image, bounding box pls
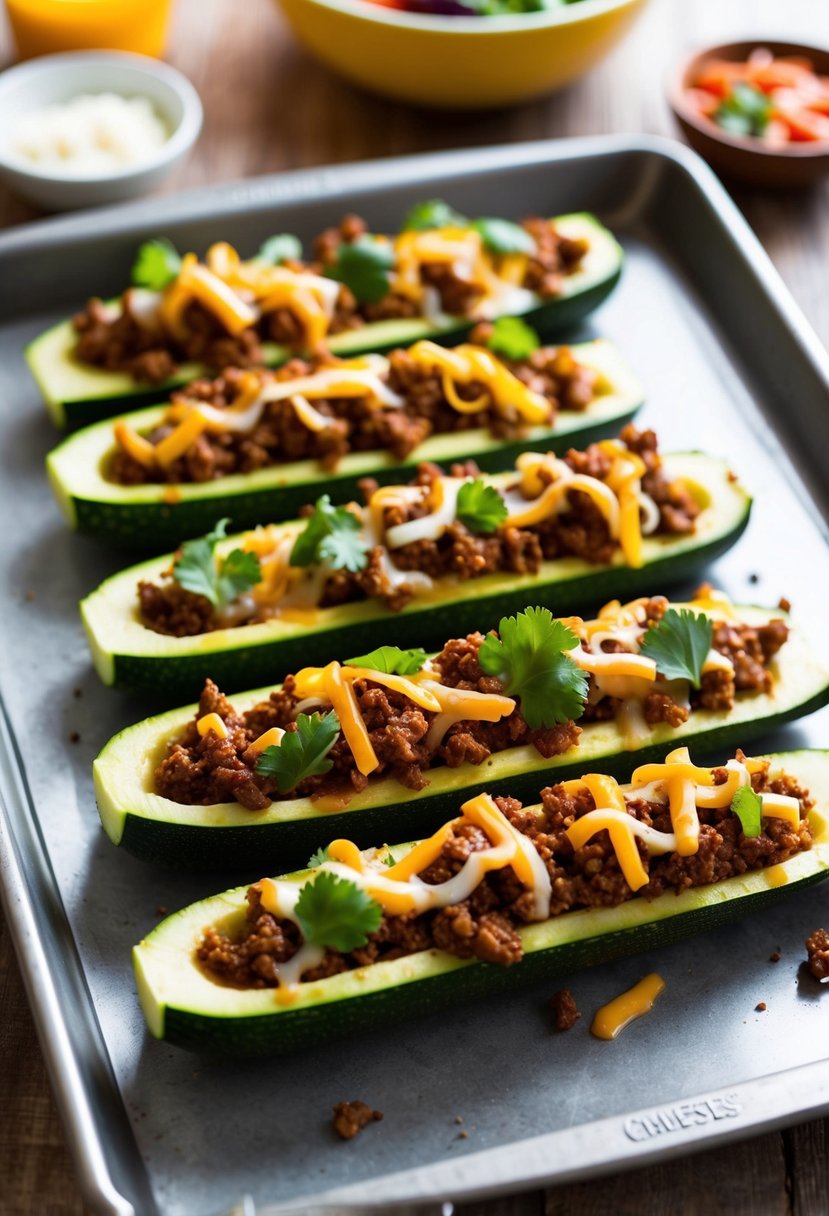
[668,40,829,189]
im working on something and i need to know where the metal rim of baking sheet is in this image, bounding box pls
[2,133,829,1216]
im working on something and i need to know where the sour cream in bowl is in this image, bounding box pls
[0,51,202,210]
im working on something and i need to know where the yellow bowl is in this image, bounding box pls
[274,0,648,109]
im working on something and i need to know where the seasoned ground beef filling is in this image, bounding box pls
[73,214,588,382]
[331,1101,383,1140]
[549,989,581,1032]
[196,763,813,988]
[138,426,700,637]
[579,595,788,729]
[805,928,829,981]
[154,646,582,810]
[108,334,598,486]
[154,606,787,810]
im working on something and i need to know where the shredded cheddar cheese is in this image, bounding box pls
[115,361,403,470]
[113,419,156,467]
[406,340,550,425]
[258,791,553,994]
[247,727,285,755]
[498,450,650,566]
[591,973,666,1040]
[244,747,805,1002]
[145,221,544,366]
[196,712,229,740]
[291,660,515,775]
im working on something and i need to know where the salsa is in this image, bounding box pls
[366,0,585,15]
[687,48,829,146]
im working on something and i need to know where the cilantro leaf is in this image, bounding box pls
[403,199,469,231]
[384,851,397,867]
[345,646,427,675]
[307,846,330,868]
[472,218,536,257]
[131,238,182,290]
[255,711,341,794]
[731,785,762,838]
[486,316,540,362]
[639,608,712,689]
[478,606,587,728]
[173,519,261,610]
[257,233,303,264]
[290,496,369,572]
[172,528,222,603]
[319,528,370,572]
[329,236,394,304]
[217,549,262,604]
[456,479,508,534]
[477,0,552,11]
[294,871,383,952]
[714,83,773,139]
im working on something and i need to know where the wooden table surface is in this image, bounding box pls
[1,0,828,1211]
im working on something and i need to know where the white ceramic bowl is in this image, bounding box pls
[0,51,202,211]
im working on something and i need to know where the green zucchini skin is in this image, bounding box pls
[26,213,622,431]
[79,452,752,700]
[94,608,829,873]
[46,339,642,549]
[133,750,829,1056]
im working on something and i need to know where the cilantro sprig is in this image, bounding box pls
[255,711,341,794]
[329,236,395,304]
[307,846,330,868]
[173,519,261,609]
[639,608,712,688]
[478,606,587,728]
[473,0,561,13]
[345,646,427,675]
[485,316,540,362]
[131,238,182,291]
[456,479,508,534]
[294,872,382,952]
[731,785,762,838]
[290,496,369,572]
[472,217,537,257]
[714,83,773,139]
[257,233,303,265]
[403,199,469,231]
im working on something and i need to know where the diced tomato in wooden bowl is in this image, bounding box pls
[668,41,829,188]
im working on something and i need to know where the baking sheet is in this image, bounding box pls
[2,136,829,1216]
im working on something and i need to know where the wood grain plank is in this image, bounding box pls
[544,1133,791,1216]
[786,1120,829,1216]
[0,913,86,1216]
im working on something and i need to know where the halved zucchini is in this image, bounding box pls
[27,214,623,431]
[46,339,643,548]
[94,606,829,872]
[132,749,829,1055]
[79,452,751,699]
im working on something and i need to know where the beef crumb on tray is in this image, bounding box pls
[332,1100,384,1140]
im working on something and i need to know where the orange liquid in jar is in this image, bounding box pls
[6,0,173,60]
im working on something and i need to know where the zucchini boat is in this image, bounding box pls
[133,748,829,1055]
[80,437,753,700]
[79,437,752,697]
[94,596,829,871]
[27,210,623,430]
[46,336,643,548]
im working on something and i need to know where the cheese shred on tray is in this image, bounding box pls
[197,749,814,1001]
[138,425,700,637]
[153,591,790,812]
